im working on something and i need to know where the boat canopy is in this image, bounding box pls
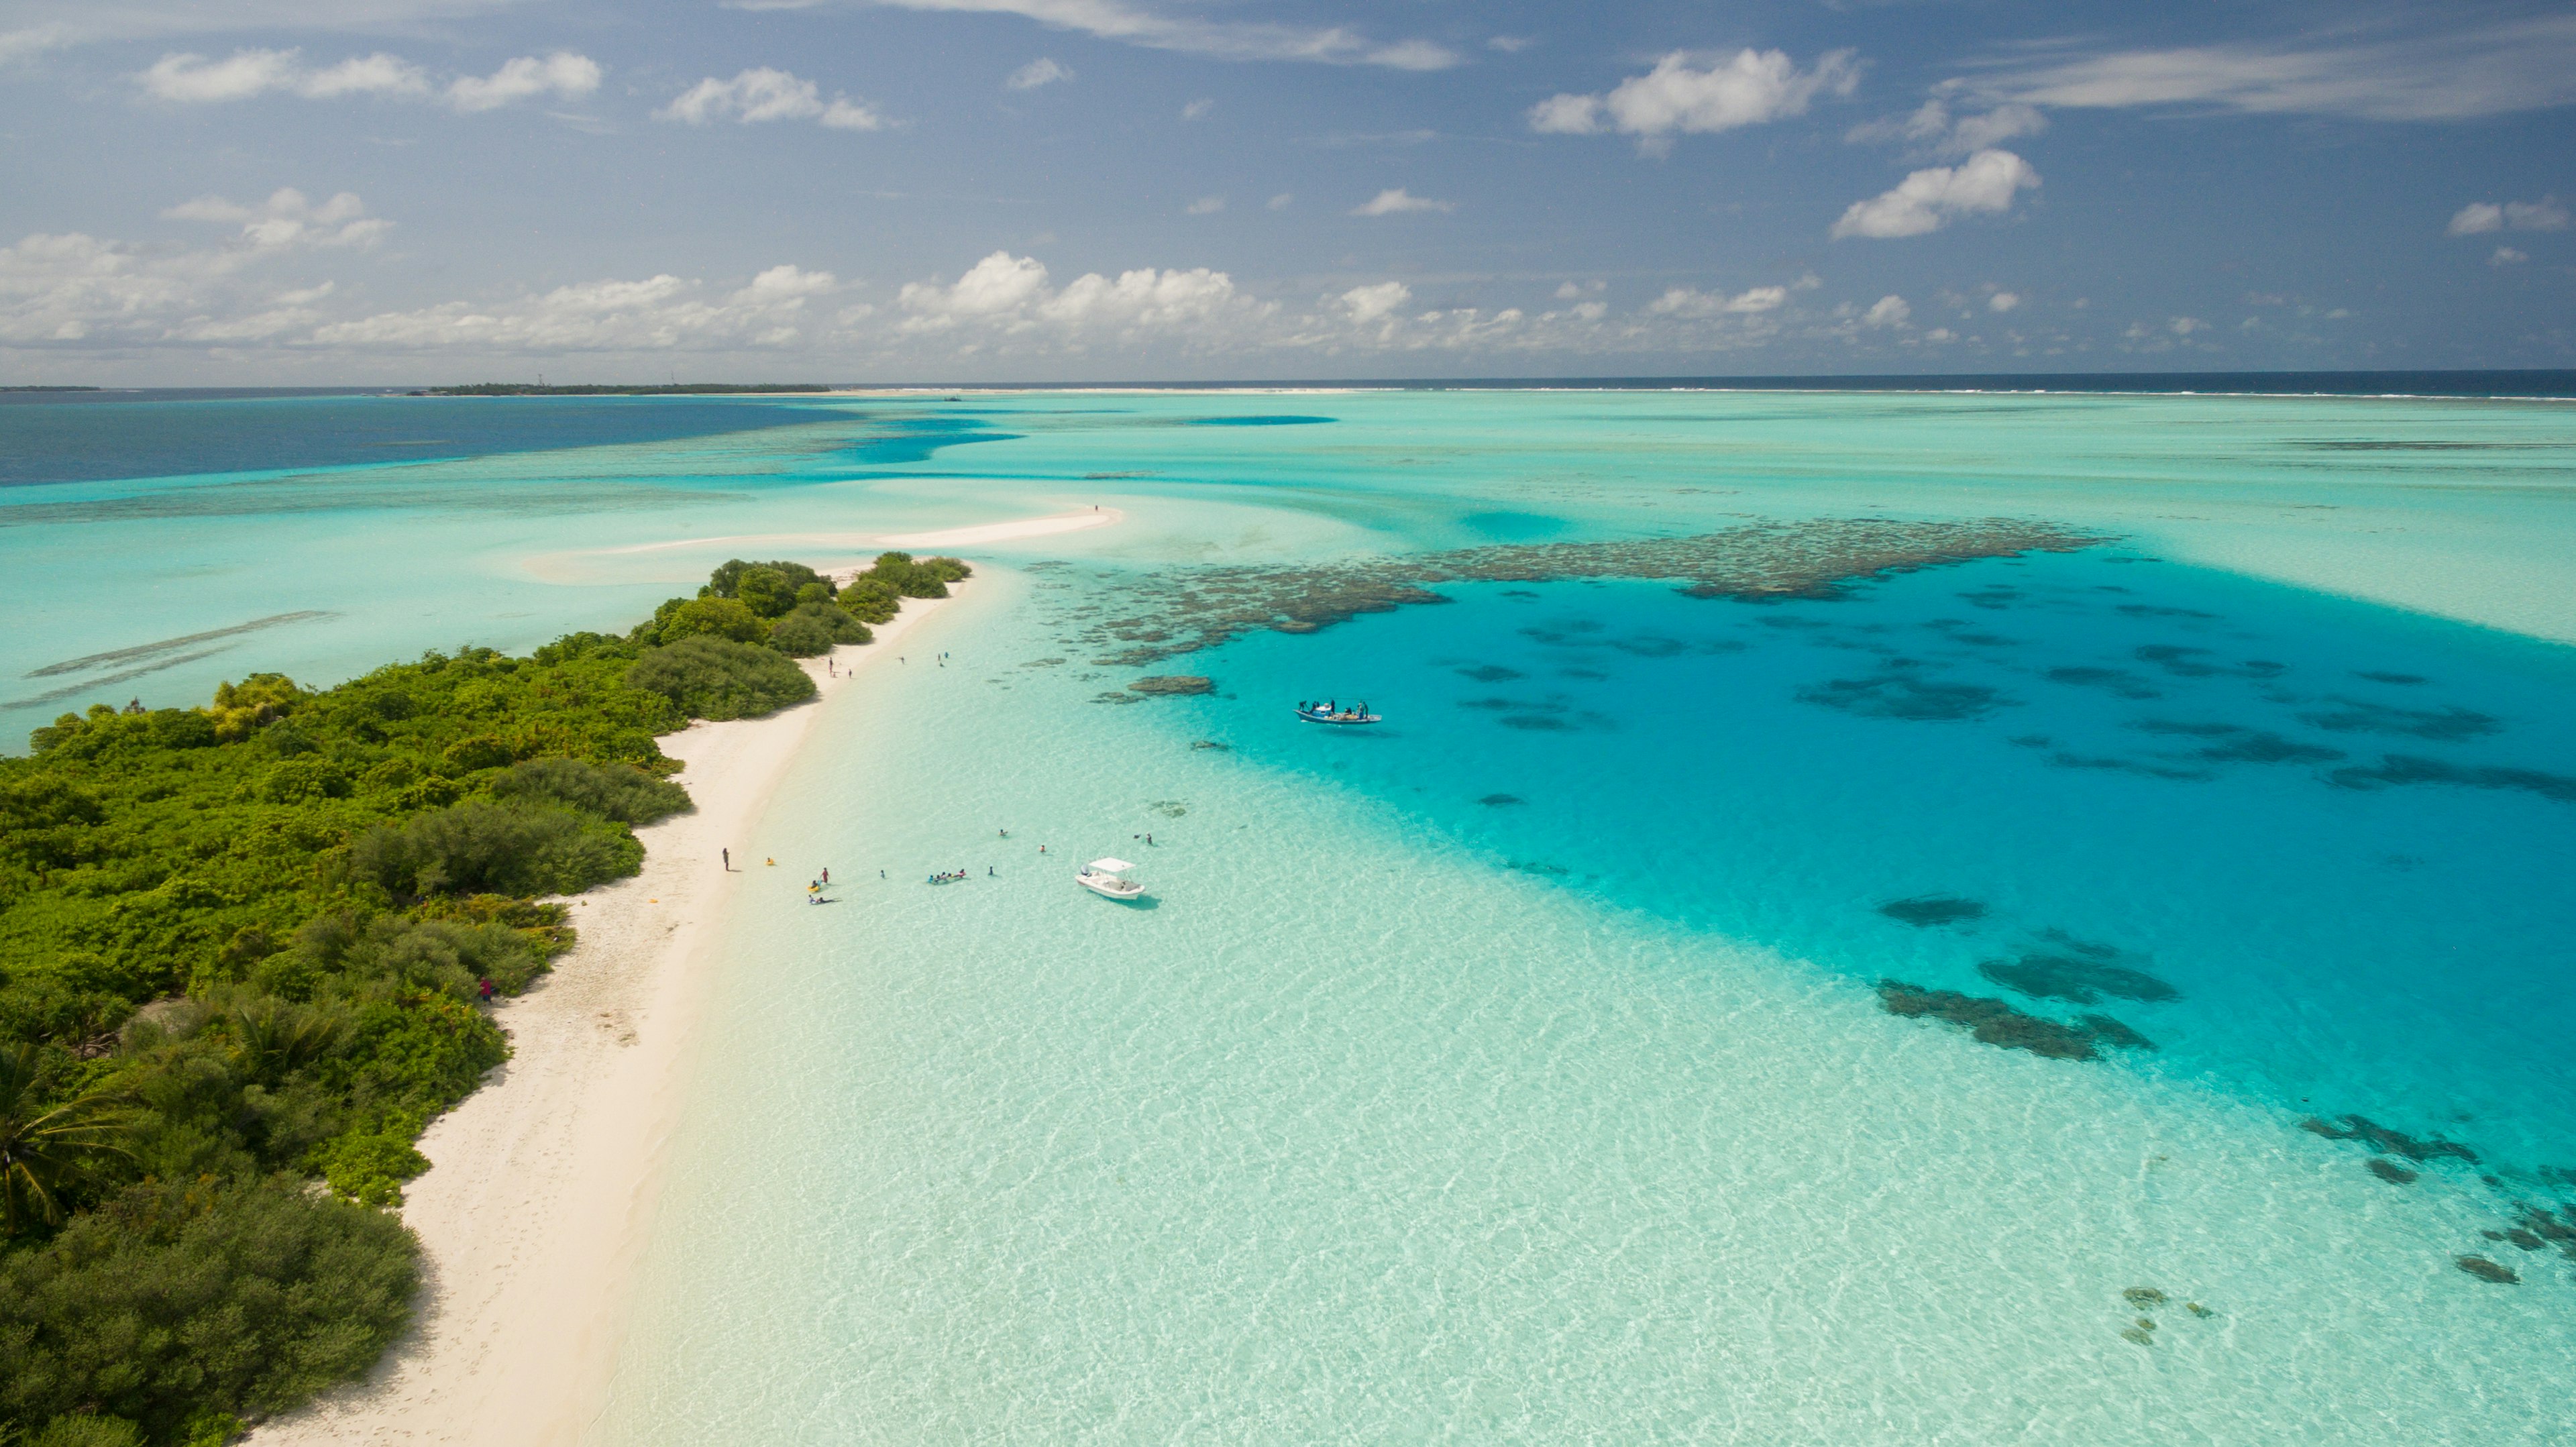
[1087,857,1135,873]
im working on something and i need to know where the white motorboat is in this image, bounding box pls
[1077,857,1145,900]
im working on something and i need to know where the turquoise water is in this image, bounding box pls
[5,389,2575,1438]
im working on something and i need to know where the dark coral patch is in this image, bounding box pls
[2456,1256,2519,1284]
[2043,665,2161,699]
[1800,674,2008,722]
[1875,981,2153,1062]
[2300,1114,2479,1163]
[1878,896,1987,927]
[2300,698,2500,741]
[1477,793,1525,806]
[2136,645,2218,676]
[2076,1014,2157,1051]
[2355,670,2428,686]
[2327,755,2576,803]
[2133,719,2347,765]
[2366,1158,2420,1185]
[1499,714,1578,731]
[1458,664,1525,682]
[1980,953,2182,1004]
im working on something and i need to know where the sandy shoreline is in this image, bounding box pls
[518,511,1119,588]
[251,593,957,1447]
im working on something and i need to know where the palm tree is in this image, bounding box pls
[0,1042,136,1236]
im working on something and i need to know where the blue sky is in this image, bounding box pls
[1,0,2569,381]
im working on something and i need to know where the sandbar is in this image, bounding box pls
[249,592,957,1446]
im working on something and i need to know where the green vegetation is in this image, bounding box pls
[0,550,965,1444]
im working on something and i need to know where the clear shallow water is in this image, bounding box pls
[6,387,2573,737]
[598,570,2576,1444]
[6,388,2575,1436]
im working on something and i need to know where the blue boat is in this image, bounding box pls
[1294,700,1381,725]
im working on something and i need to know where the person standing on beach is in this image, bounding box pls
[821,867,830,885]
[722,848,730,871]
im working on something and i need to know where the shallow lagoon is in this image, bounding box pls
[6,388,2574,1438]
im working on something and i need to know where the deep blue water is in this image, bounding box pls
[1108,549,2576,1174]
[0,392,858,486]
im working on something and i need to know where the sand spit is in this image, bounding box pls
[250,595,957,1447]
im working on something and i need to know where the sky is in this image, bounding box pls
[1,0,2571,382]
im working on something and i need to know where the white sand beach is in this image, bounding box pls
[250,594,958,1447]
[519,510,1119,587]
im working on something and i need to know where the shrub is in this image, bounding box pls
[311,1125,429,1208]
[764,602,871,658]
[0,1176,418,1443]
[837,576,900,625]
[621,635,814,721]
[347,799,639,900]
[488,757,691,825]
[639,596,765,647]
[703,557,828,605]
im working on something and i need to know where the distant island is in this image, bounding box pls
[419,383,835,396]
[0,385,102,393]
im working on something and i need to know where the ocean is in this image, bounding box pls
[5,386,2573,1440]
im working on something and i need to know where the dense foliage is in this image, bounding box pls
[0,551,962,1443]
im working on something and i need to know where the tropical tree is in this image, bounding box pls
[0,1044,136,1237]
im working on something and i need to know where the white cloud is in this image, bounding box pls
[1848,93,2045,156]
[144,48,421,101]
[1181,97,1213,119]
[820,97,887,128]
[1863,294,1910,327]
[315,264,843,351]
[1988,290,2020,312]
[447,52,600,111]
[141,47,598,111]
[1488,36,1531,54]
[1529,48,1859,153]
[1,189,390,345]
[1339,281,1411,323]
[839,0,1458,70]
[162,187,391,250]
[2446,203,2504,236]
[1006,56,1071,89]
[893,250,1271,347]
[1351,188,1452,216]
[659,68,885,129]
[1554,279,1603,300]
[1648,284,1788,318]
[2491,246,2529,266]
[1974,15,2576,122]
[1267,193,1293,210]
[0,22,76,62]
[1830,149,2039,239]
[1186,195,1225,215]
[2447,197,2567,235]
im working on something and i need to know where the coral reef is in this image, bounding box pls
[1128,676,1215,696]
[1051,519,2106,667]
[1875,981,2154,1062]
[1977,945,2180,1005]
[2455,1256,2520,1284]
[2299,1114,2479,1163]
[1878,896,1987,928]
